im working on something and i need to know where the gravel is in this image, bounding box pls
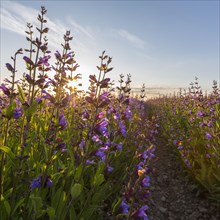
[148,137,220,220]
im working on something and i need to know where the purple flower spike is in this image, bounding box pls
[0,84,10,96]
[59,114,68,130]
[79,139,85,150]
[119,120,126,137]
[42,90,55,103]
[6,63,14,72]
[46,178,53,187]
[116,143,122,152]
[30,175,41,189]
[14,108,23,119]
[119,199,130,215]
[92,135,100,142]
[107,165,113,172]
[55,51,62,61]
[38,55,51,66]
[35,97,42,104]
[23,56,34,66]
[86,159,95,165]
[197,111,203,117]
[142,175,150,187]
[132,205,149,220]
[205,132,212,140]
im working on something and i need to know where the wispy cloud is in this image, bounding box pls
[0,1,94,50]
[67,17,94,40]
[118,29,146,49]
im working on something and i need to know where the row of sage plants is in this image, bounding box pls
[152,78,220,204]
[0,7,158,220]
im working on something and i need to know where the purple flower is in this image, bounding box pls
[107,105,114,114]
[14,108,23,119]
[42,90,55,103]
[184,159,191,167]
[205,132,212,140]
[123,108,132,120]
[119,199,130,214]
[82,110,90,120]
[30,175,41,189]
[0,84,10,96]
[86,159,95,165]
[45,79,56,87]
[35,97,42,104]
[56,142,66,151]
[100,91,110,99]
[95,148,106,162]
[100,78,110,88]
[95,118,109,138]
[96,111,106,119]
[106,165,113,172]
[114,112,120,120]
[115,142,122,152]
[131,205,149,220]
[207,122,212,127]
[92,135,100,142]
[141,150,147,160]
[206,153,211,158]
[137,162,144,170]
[46,178,53,187]
[197,111,203,117]
[59,114,68,130]
[119,120,126,137]
[142,175,150,187]
[199,122,205,127]
[188,110,192,114]
[6,63,14,72]
[38,55,51,66]
[79,139,85,150]
[178,145,183,150]
[55,51,62,61]
[23,56,34,66]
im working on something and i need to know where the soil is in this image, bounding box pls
[148,137,220,220]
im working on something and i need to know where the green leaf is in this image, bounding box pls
[70,206,77,219]
[96,162,105,175]
[51,187,62,209]
[71,183,82,199]
[92,183,109,204]
[1,195,11,216]
[93,174,104,187]
[11,198,25,215]
[81,205,98,219]
[6,101,16,118]
[30,196,42,212]
[75,163,83,182]
[17,84,26,103]
[112,197,122,215]
[47,207,55,220]
[51,188,67,219]
[0,146,15,166]
[24,100,38,117]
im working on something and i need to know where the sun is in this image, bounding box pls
[67,75,89,93]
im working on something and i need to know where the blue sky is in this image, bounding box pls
[0,0,219,93]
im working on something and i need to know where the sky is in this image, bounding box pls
[0,0,219,94]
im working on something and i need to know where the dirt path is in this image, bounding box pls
[148,137,220,220]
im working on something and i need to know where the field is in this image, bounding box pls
[0,7,219,220]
